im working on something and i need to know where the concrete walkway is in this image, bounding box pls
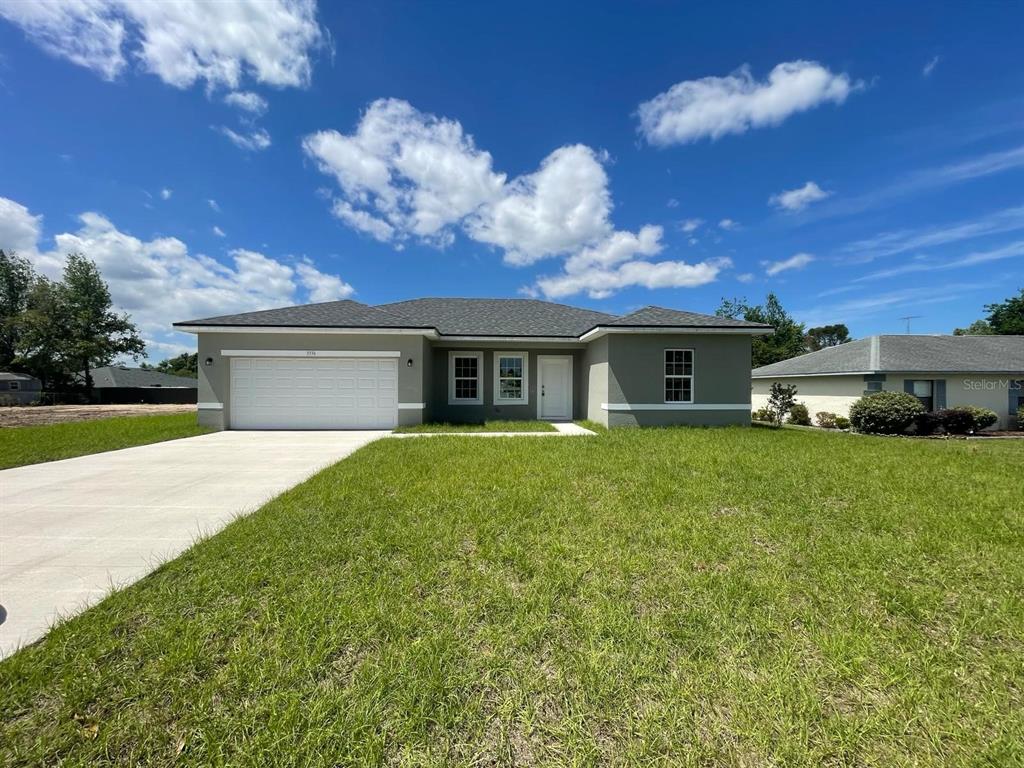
[0,430,385,659]
[389,422,597,438]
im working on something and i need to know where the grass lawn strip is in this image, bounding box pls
[1,428,1021,765]
[0,413,212,469]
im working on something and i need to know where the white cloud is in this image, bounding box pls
[763,252,814,276]
[923,55,941,77]
[296,260,355,302]
[207,199,220,212]
[306,98,717,298]
[467,144,612,265]
[666,198,679,208]
[224,90,268,115]
[796,283,988,329]
[536,256,731,300]
[0,196,43,254]
[0,195,354,359]
[854,240,1024,282]
[769,180,830,211]
[636,61,863,146]
[736,272,755,283]
[679,218,702,233]
[216,125,271,151]
[840,204,1024,262]
[160,187,172,200]
[212,225,226,237]
[718,218,738,230]
[0,0,324,90]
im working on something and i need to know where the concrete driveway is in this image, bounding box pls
[0,430,386,659]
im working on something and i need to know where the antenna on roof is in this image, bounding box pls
[898,315,922,334]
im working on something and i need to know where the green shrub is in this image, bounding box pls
[913,411,943,436]
[752,407,771,421]
[834,416,851,430]
[815,411,838,428]
[788,403,811,426]
[849,391,925,434]
[965,406,998,431]
[940,406,999,434]
[766,382,798,426]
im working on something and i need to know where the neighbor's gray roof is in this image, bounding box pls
[0,371,40,382]
[752,335,1024,377]
[606,306,772,330]
[91,366,198,388]
[176,298,768,338]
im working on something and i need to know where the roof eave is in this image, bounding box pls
[580,325,774,342]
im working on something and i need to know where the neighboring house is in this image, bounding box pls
[0,372,42,405]
[88,366,198,404]
[173,298,772,430]
[752,335,1024,429]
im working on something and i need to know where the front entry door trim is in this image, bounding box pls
[537,355,573,421]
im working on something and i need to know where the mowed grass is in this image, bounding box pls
[0,412,211,469]
[394,420,557,433]
[2,428,1023,766]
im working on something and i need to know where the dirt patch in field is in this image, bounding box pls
[0,404,196,427]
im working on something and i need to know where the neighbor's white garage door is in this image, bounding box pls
[229,357,398,429]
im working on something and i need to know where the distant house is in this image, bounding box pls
[752,335,1024,429]
[0,372,42,405]
[89,366,198,404]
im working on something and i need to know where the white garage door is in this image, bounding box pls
[229,357,398,429]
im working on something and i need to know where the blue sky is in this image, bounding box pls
[1,1,1022,359]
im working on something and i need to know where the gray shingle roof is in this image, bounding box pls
[91,366,198,388]
[176,298,770,338]
[752,335,1024,377]
[378,298,616,336]
[605,305,773,330]
[174,300,424,329]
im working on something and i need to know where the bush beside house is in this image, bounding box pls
[849,392,999,436]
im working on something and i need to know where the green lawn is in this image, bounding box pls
[2,428,1022,766]
[0,413,211,469]
[394,419,557,433]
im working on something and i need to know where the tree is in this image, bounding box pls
[142,352,198,378]
[805,323,851,351]
[953,319,995,336]
[954,289,1024,335]
[58,253,146,389]
[766,382,798,426]
[0,250,37,370]
[16,276,74,390]
[717,293,806,367]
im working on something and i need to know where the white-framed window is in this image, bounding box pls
[493,352,528,405]
[908,379,934,411]
[664,349,693,403]
[448,351,483,405]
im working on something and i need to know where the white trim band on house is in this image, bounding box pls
[219,349,402,358]
[601,403,752,411]
[398,402,425,409]
[198,402,224,410]
[751,371,874,379]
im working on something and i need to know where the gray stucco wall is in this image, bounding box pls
[195,332,428,429]
[582,335,609,426]
[428,342,585,422]
[605,333,753,427]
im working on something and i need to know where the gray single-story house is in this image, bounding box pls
[88,366,198,404]
[752,335,1024,429]
[0,372,42,405]
[173,298,772,430]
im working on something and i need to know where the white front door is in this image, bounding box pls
[538,355,572,420]
[229,357,398,429]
